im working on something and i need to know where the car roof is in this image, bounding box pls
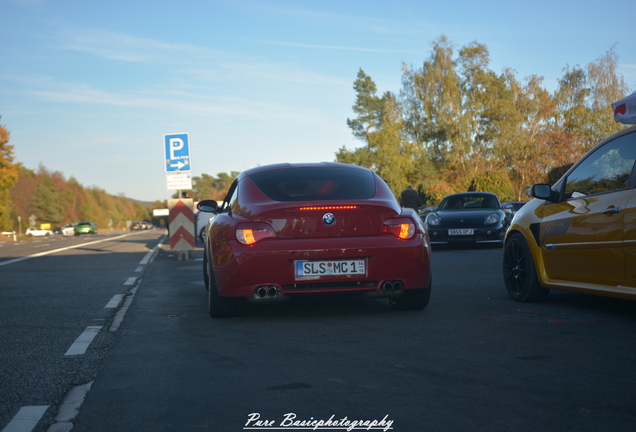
[241,162,370,177]
[443,192,499,199]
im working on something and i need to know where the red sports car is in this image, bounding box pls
[198,162,432,317]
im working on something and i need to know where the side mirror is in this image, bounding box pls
[530,184,553,201]
[197,199,219,213]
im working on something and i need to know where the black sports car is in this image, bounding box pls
[424,192,508,246]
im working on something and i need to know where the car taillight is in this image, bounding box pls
[236,223,276,245]
[382,218,416,240]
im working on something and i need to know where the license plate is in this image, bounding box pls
[295,260,366,278]
[449,228,474,235]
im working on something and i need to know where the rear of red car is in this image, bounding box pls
[201,163,432,317]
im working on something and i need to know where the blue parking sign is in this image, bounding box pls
[164,133,191,172]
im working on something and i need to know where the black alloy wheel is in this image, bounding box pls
[503,233,549,302]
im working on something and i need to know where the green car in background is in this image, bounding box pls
[74,221,97,236]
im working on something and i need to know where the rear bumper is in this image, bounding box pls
[210,235,431,298]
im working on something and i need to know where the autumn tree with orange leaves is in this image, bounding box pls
[0,118,20,231]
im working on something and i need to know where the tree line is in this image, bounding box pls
[338,35,633,204]
[0,120,159,232]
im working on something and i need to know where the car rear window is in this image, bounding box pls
[248,167,376,202]
[438,194,499,210]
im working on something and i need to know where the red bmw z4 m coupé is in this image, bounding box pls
[197,162,432,317]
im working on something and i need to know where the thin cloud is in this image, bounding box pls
[243,38,408,54]
[53,28,206,62]
[27,79,329,123]
[181,61,349,87]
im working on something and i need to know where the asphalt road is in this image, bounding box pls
[0,230,165,432]
[1,236,635,432]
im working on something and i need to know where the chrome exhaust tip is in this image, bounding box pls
[381,280,404,293]
[249,285,286,303]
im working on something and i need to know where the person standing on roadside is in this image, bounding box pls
[400,185,423,211]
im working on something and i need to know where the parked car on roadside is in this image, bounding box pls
[74,221,97,235]
[503,124,636,303]
[195,210,216,241]
[25,227,53,237]
[198,162,432,317]
[501,201,528,225]
[418,206,437,220]
[59,222,77,236]
[424,192,508,246]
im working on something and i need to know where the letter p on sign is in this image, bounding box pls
[169,138,184,159]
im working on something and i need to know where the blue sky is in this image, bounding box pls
[2,0,635,202]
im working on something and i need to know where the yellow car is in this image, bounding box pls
[503,124,636,302]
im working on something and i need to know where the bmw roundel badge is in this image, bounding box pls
[322,213,336,226]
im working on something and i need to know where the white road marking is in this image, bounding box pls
[64,326,102,356]
[139,246,158,265]
[1,405,48,432]
[54,381,93,423]
[104,294,124,309]
[0,232,149,267]
[123,277,137,286]
[109,286,138,332]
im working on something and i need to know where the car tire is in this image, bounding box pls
[205,253,243,318]
[389,277,431,311]
[202,251,209,292]
[199,227,206,242]
[503,233,549,302]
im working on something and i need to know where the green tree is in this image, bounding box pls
[456,41,500,172]
[420,181,455,206]
[367,94,413,192]
[191,172,239,201]
[468,170,515,202]
[346,69,387,152]
[495,73,558,198]
[0,119,19,230]
[548,65,592,173]
[401,35,463,170]
[341,71,436,196]
[585,45,631,145]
